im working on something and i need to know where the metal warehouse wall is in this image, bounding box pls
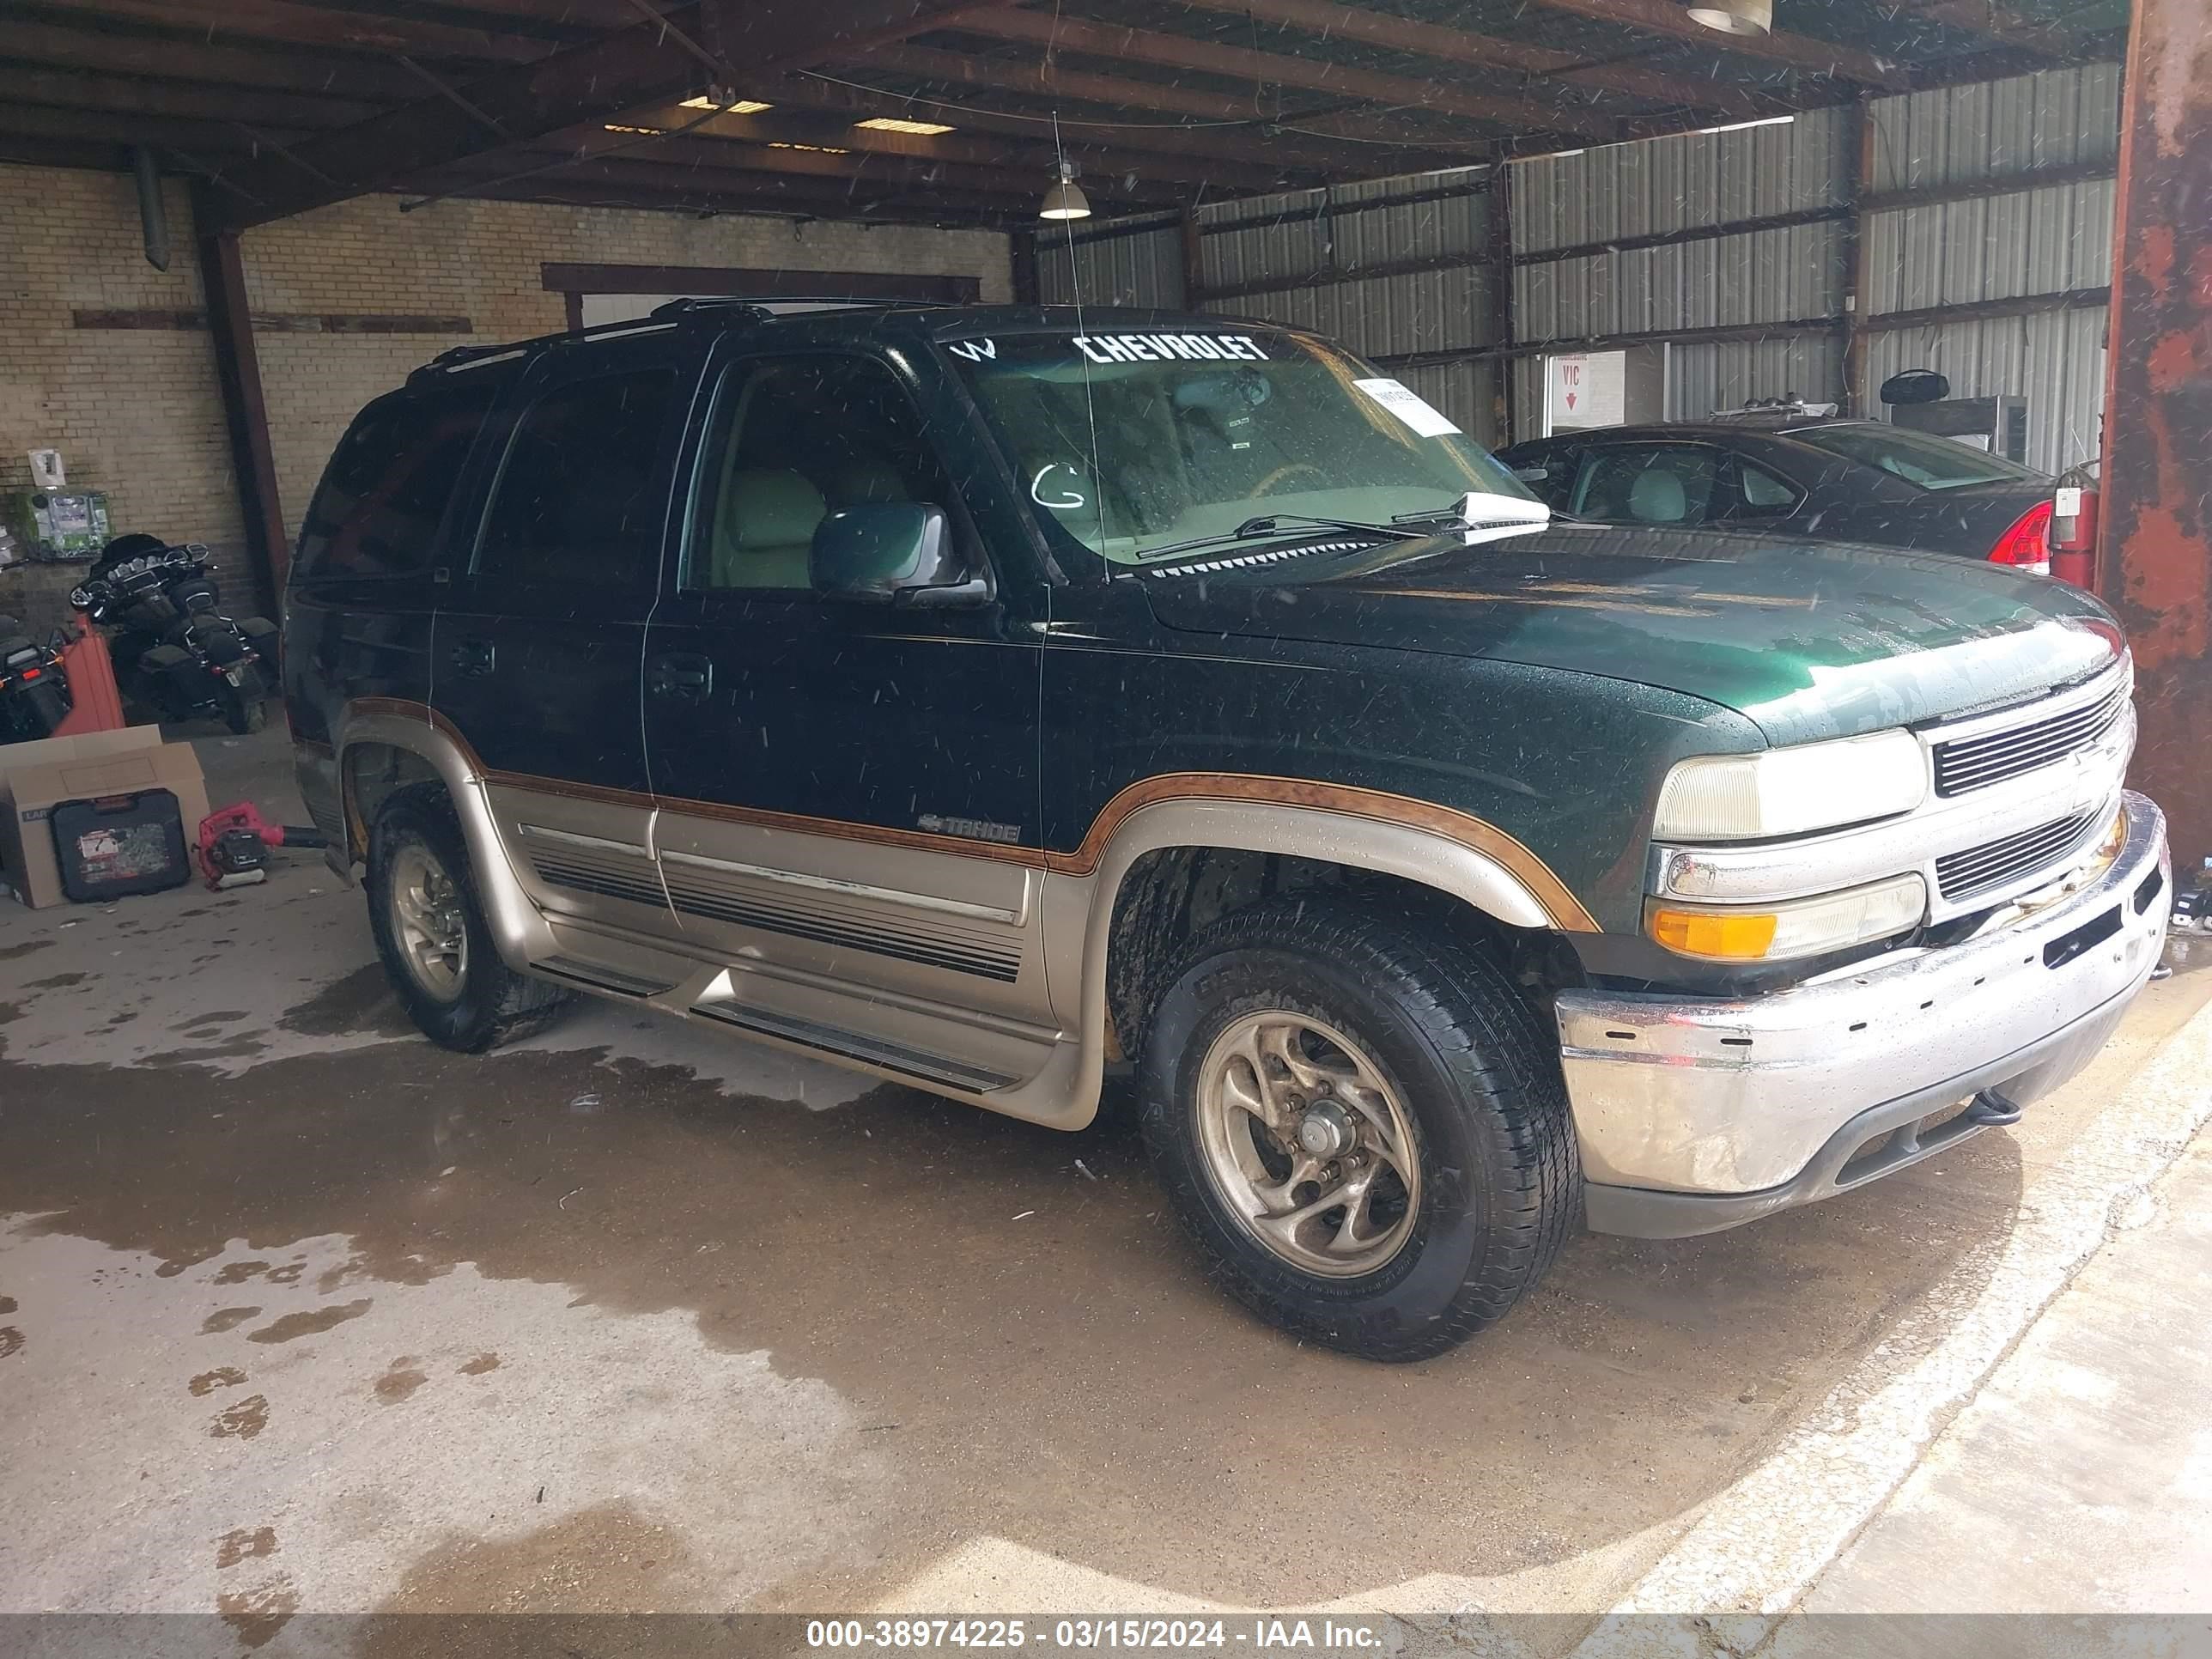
[1036,170,1501,445]
[1861,65,2121,474]
[1036,64,2114,473]
[1036,217,1184,310]
[1510,107,1851,434]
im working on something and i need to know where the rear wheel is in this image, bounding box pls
[1139,899,1580,1362]
[367,784,571,1053]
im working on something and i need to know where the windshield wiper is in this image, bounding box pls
[1133,513,1423,563]
[1391,489,1554,532]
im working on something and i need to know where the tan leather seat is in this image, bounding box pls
[714,469,826,589]
[1628,468,1689,524]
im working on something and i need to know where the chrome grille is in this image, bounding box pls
[1932,682,2127,798]
[1935,810,2101,902]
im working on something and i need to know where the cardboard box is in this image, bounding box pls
[0,726,209,907]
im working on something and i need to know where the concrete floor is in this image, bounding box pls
[2,723,2209,1652]
[1778,1105,2212,1656]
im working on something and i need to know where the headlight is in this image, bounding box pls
[1654,729,1927,842]
[1647,872,1928,962]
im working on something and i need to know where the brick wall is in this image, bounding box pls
[0,161,1011,629]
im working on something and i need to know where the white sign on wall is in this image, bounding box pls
[1547,351,1626,431]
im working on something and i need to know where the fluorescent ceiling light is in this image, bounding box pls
[682,96,773,113]
[854,117,957,136]
[769,141,851,155]
[1697,113,1796,134]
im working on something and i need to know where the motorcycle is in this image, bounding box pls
[70,535,280,735]
[0,617,72,743]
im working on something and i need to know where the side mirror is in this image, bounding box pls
[811,503,989,609]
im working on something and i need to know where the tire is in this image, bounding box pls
[1139,898,1580,1362]
[219,663,267,733]
[366,783,572,1054]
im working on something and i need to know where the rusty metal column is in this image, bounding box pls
[193,185,289,623]
[2100,0,2212,871]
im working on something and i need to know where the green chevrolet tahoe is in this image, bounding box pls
[285,302,2170,1361]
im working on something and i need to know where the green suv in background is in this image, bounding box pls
[284,302,2168,1360]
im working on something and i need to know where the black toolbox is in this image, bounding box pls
[50,788,191,901]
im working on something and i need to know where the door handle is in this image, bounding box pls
[447,637,495,677]
[648,653,713,702]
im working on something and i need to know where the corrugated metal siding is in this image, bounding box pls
[1042,68,2109,464]
[1516,222,1845,340]
[1668,336,1848,422]
[1198,173,1498,441]
[1864,179,2114,311]
[1863,307,2106,473]
[1868,64,2122,191]
[1858,65,2118,473]
[1035,223,1183,309]
[1514,107,1849,253]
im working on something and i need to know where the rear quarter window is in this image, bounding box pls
[295,384,497,580]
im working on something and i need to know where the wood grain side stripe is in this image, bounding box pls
[341,697,1597,931]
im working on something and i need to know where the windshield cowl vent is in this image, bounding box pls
[1141,538,1377,578]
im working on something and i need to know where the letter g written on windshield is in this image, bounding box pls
[1071,333,1271,365]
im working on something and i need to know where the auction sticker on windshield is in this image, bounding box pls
[1352,377,1460,438]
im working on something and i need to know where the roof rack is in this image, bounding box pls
[405,294,955,385]
[406,314,681,384]
[645,295,930,320]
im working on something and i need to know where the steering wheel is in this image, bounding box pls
[1252,462,1327,498]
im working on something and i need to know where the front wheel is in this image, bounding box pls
[367,785,571,1053]
[1139,899,1581,1362]
[217,662,266,733]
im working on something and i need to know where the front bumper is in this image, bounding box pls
[1559,791,2169,1238]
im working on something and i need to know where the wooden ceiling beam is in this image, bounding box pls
[742,69,1400,177]
[425,154,1029,222]
[541,123,1187,206]
[1890,0,2082,58]
[459,175,1018,228]
[696,0,1022,71]
[1,15,426,100]
[32,0,561,64]
[950,9,1617,140]
[836,42,1504,167]
[3,61,385,128]
[618,102,1307,192]
[1166,0,1781,117]
[1523,0,1913,89]
[0,104,313,156]
[209,0,1016,226]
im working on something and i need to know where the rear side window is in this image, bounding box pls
[473,368,678,587]
[1785,424,2042,490]
[295,384,495,580]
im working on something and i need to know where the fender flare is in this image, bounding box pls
[336,698,556,970]
[990,786,1595,1131]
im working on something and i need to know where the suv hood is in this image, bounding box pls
[1139,520,2124,745]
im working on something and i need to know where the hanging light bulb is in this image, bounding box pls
[1686,0,1772,33]
[1039,157,1091,222]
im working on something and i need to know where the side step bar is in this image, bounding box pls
[691,1000,1017,1094]
[535,956,678,999]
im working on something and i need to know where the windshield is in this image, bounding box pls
[1786,423,2045,490]
[945,327,1535,563]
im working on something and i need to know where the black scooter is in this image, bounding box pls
[71,535,280,735]
[0,617,72,743]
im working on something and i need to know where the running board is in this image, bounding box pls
[691,1001,1017,1093]
[535,956,678,999]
